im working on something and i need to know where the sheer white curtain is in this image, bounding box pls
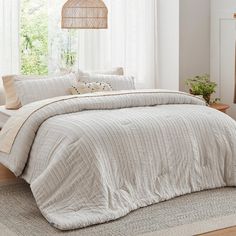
[48,0,79,74]
[0,0,158,89]
[0,0,20,104]
[78,0,159,88]
[0,0,20,78]
[49,0,158,89]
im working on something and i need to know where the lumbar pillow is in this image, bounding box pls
[70,82,112,95]
[77,74,135,91]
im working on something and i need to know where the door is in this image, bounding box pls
[220,19,236,118]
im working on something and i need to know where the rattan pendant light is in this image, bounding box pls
[61,0,108,29]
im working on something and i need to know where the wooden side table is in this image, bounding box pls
[210,103,230,113]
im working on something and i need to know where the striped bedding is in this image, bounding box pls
[0,90,236,230]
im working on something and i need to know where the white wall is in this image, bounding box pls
[158,0,211,91]
[157,0,179,90]
[179,0,211,91]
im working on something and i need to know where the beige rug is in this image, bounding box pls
[0,180,236,236]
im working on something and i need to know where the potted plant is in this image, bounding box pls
[185,74,217,104]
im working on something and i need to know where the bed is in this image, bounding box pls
[0,74,236,231]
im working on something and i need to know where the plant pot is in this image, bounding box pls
[203,94,211,105]
[189,90,211,104]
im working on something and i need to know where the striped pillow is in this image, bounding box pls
[2,74,76,108]
[15,74,76,106]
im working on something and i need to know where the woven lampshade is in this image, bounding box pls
[61,0,108,29]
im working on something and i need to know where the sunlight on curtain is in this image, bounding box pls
[0,0,20,104]
[48,0,78,74]
[48,0,158,88]
[0,0,20,79]
[78,0,159,88]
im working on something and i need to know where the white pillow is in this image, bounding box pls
[78,67,124,76]
[15,74,76,106]
[78,75,135,91]
[2,74,52,109]
[60,67,124,76]
[2,74,75,109]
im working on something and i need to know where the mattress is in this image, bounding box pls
[0,106,16,128]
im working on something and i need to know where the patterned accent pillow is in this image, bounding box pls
[70,82,112,95]
[77,75,135,91]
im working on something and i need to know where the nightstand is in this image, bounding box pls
[210,103,230,113]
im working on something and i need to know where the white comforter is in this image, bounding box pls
[0,90,236,230]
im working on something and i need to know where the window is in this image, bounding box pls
[20,0,78,75]
[18,0,157,88]
[20,0,48,75]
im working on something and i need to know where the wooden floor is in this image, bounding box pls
[201,227,236,236]
[0,164,16,182]
[0,164,235,235]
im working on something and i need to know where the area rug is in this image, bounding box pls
[0,180,236,236]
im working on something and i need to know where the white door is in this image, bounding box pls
[220,19,236,119]
[211,0,236,119]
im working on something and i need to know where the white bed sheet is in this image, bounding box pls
[0,106,16,128]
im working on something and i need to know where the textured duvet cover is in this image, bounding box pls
[0,90,236,230]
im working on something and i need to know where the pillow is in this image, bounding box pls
[70,82,112,95]
[2,75,22,109]
[77,75,135,91]
[78,67,124,76]
[3,74,60,109]
[2,74,75,109]
[15,74,76,106]
[59,67,124,76]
